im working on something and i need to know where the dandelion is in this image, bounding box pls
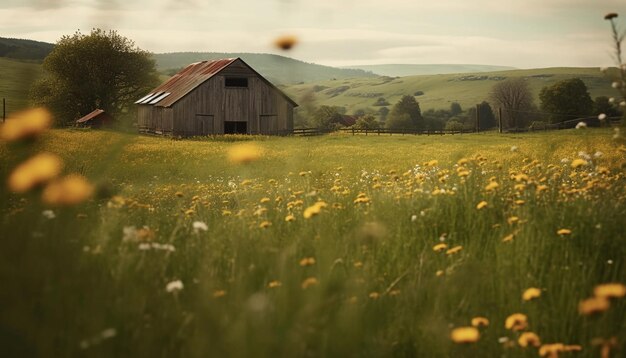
[485,181,499,191]
[575,121,587,129]
[570,159,588,169]
[213,290,227,298]
[8,153,63,193]
[505,313,528,331]
[523,287,542,301]
[450,327,480,343]
[227,143,262,164]
[166,280,184,293]
[268,280,282,288]
[285,214,296,222]
[274,34,298,50]
[303,202,324,218]
[426,160,438,167]
[301,277,319,289]
[539,343,564,358]
[433,243,448,252]
[471,317,489,327]
[502,234,514,243]
[299,257,316,266]
[556,228,571,236]
[192,221,208,233]
[0,107,52,142]
[518,332,541,348]
[259,221,272,229]
[507,216,519,225]
[446,246,462,255]
[369,292,380,300]
[578,296,610,315]
[42,175,94,206]
[436,270,445,277]
[593,283,626,299]
[476,201,488,210]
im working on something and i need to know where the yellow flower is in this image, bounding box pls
[502,234,514,243]
[227,143,262,164]
[446,246,463,255]
[8,153,63,193]
[426,160,439,167]
[299,257,316,266]
[389,290,401,296]
[578,296,610,315]
[259,221,272,229]
[557,228,572,236]
[450,327,480,343]
[213,290,227,298]
[260,197,270,203]
[539,343,564,358]
[594,283,626,299]
[505,313,528,331]
[433,243,448,252]
[485,181,499,191]
[268,280,282,288]
[518,332,541,348]
[436,270,445,277]
[0,107,52,141]
[41,175,94,206]
[570,159,588,169]
[471,317,489,327]
[507,216,519,225]
[369,292,380,300]
[175,191,184,197]
[523,287,542,301]
[476,201,488,210]
[222,209,232,216]
[301,277,319,289]
[285,214,296,222]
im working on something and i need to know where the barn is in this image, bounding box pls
[76,109,114,128]
[136,58,297,136]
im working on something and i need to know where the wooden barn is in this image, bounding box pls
[76,109,114,128]
[136,58,297,136]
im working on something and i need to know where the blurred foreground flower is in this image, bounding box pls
[0,107,52,142]
[274,35,298,50]
[166,280,184,293]
[227,143,262,164]
[192,221,208,233]
[8,153,63,193]
[450,327,480,343]
[604,13,618,20]
[594,283,626,299]
[523,287,542,301]
[505,313,528,331]
[42,174,94,205]
[578,296,610,315]
[471,317,489,327]
[518,332,541,348]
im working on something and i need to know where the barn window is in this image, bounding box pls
[225,77,248,88]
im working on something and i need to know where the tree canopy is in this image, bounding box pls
[490,78,534,129]
[539,78,593,123]
[385,95,423,130]
[30,29,160,126]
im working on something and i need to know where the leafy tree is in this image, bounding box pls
[30,29,160,126]
[353,115,380,130]
[594,96,622,117]
[378,107,389,122]
[471,101,497,130]
[385,95,422,129]
[490,78,534,129]
[450,102,462,116]
[539,78,593,123]
[445,120,463,131]
[311,105,344,129]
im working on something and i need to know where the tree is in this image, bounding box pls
[378,107,389,122]
[471,101,497,130]
[490,78,534,129]
[31,29,160,126]
[311,105,344,129]
[385,95,423,130]
[593,96,622,117]
[353,115,380,130]
[539,78,593,123]
[450,102,462,116]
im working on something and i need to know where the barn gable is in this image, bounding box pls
[136,58,297,137]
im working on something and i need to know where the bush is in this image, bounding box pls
[445,120,463,131]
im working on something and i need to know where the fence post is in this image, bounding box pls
[377,129,380,136]
[498,108,503,133]
[2,98,5,123]
[476,104,480,133]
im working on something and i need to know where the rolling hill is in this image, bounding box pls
[340,64,516,77]
[152,52,377,84]
[282,67,616,114]
[0,37,53,61]
[0,57,42,112]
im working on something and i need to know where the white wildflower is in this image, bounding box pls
[138,243,151,250]
[578,151,591,160]
[100,328,117,339]
[560,158,570,164]
[575,121,587,129]
[411,214,417,222]
[612,81,622,89]
[510,145,518,152]
[166,280,184,293]
[192,221,208,233]
[609,97,615,103]
[420,210,426,217]
[42,210,56,219]
[598,113,607,120]
[122,226,138,242]
[498,337,510,344]
[593,151,603,158]
[620,101,626,107]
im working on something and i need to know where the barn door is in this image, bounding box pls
[195,114,214,136]
[259,115,277,135]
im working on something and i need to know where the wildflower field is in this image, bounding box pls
[1,127,625,357]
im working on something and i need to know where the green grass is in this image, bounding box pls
[284,67,617,114]
[1,129,625,357]
[0,57,41,113]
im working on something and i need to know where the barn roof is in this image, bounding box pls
[136,58,297,107]
[76,109,106,123]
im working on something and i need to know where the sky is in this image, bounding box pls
[1,0,625,68]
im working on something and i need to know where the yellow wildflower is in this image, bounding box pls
[518,332,541,348]
[227,143,262,164]
[433,243,448,252]
[505,313,528,331]
[556,228,571,236]
[571,159,588,169]
[578,296,610,315]
[594,283,626,299]
[213,290,227,298]
[41,175,94,206]
[268,280,282,288]
[502,234,514,243]
[259,221,272,229]
[507,216,519,225]
[299,257,316,266]
[369,292,380,300]
[476,201,488,210]
[450,327,480,343]
[485,181,499,191]
[539,343,565,358]
[0,107,52,141]
[301,277,319,289]
[303,201,327,218]
[8,153,63,193]
[471,317,489,327]
[446,246,463,255]
[285,214,296,222]
[260,197,270,203]
[522,287,542,301]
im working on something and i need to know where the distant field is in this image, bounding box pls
[1,128,625,356]
[340,64,516,77]
[0,57,41,113]
[283,67,617,114]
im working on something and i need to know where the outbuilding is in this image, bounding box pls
[76,109,114,128]
[136,58,297,136]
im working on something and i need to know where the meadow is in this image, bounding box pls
[1,127,625,357]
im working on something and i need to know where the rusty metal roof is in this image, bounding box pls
[136,57,297,108]
[76,109,105,123]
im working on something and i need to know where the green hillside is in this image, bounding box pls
[0,57,42,113]
[0,37,53,61]
[282,67,616,114]
[153,52,377,84]
[341,64,516,77]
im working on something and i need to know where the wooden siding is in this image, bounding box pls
[138,105,173,135]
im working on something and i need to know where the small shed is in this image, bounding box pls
[76,109,114,128]
[135,58,298,136]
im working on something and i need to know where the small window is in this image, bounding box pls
[225,77,248,88]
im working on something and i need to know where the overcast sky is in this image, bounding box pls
[1,0,624,68]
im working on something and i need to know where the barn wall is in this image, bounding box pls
[138,105,173,135]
